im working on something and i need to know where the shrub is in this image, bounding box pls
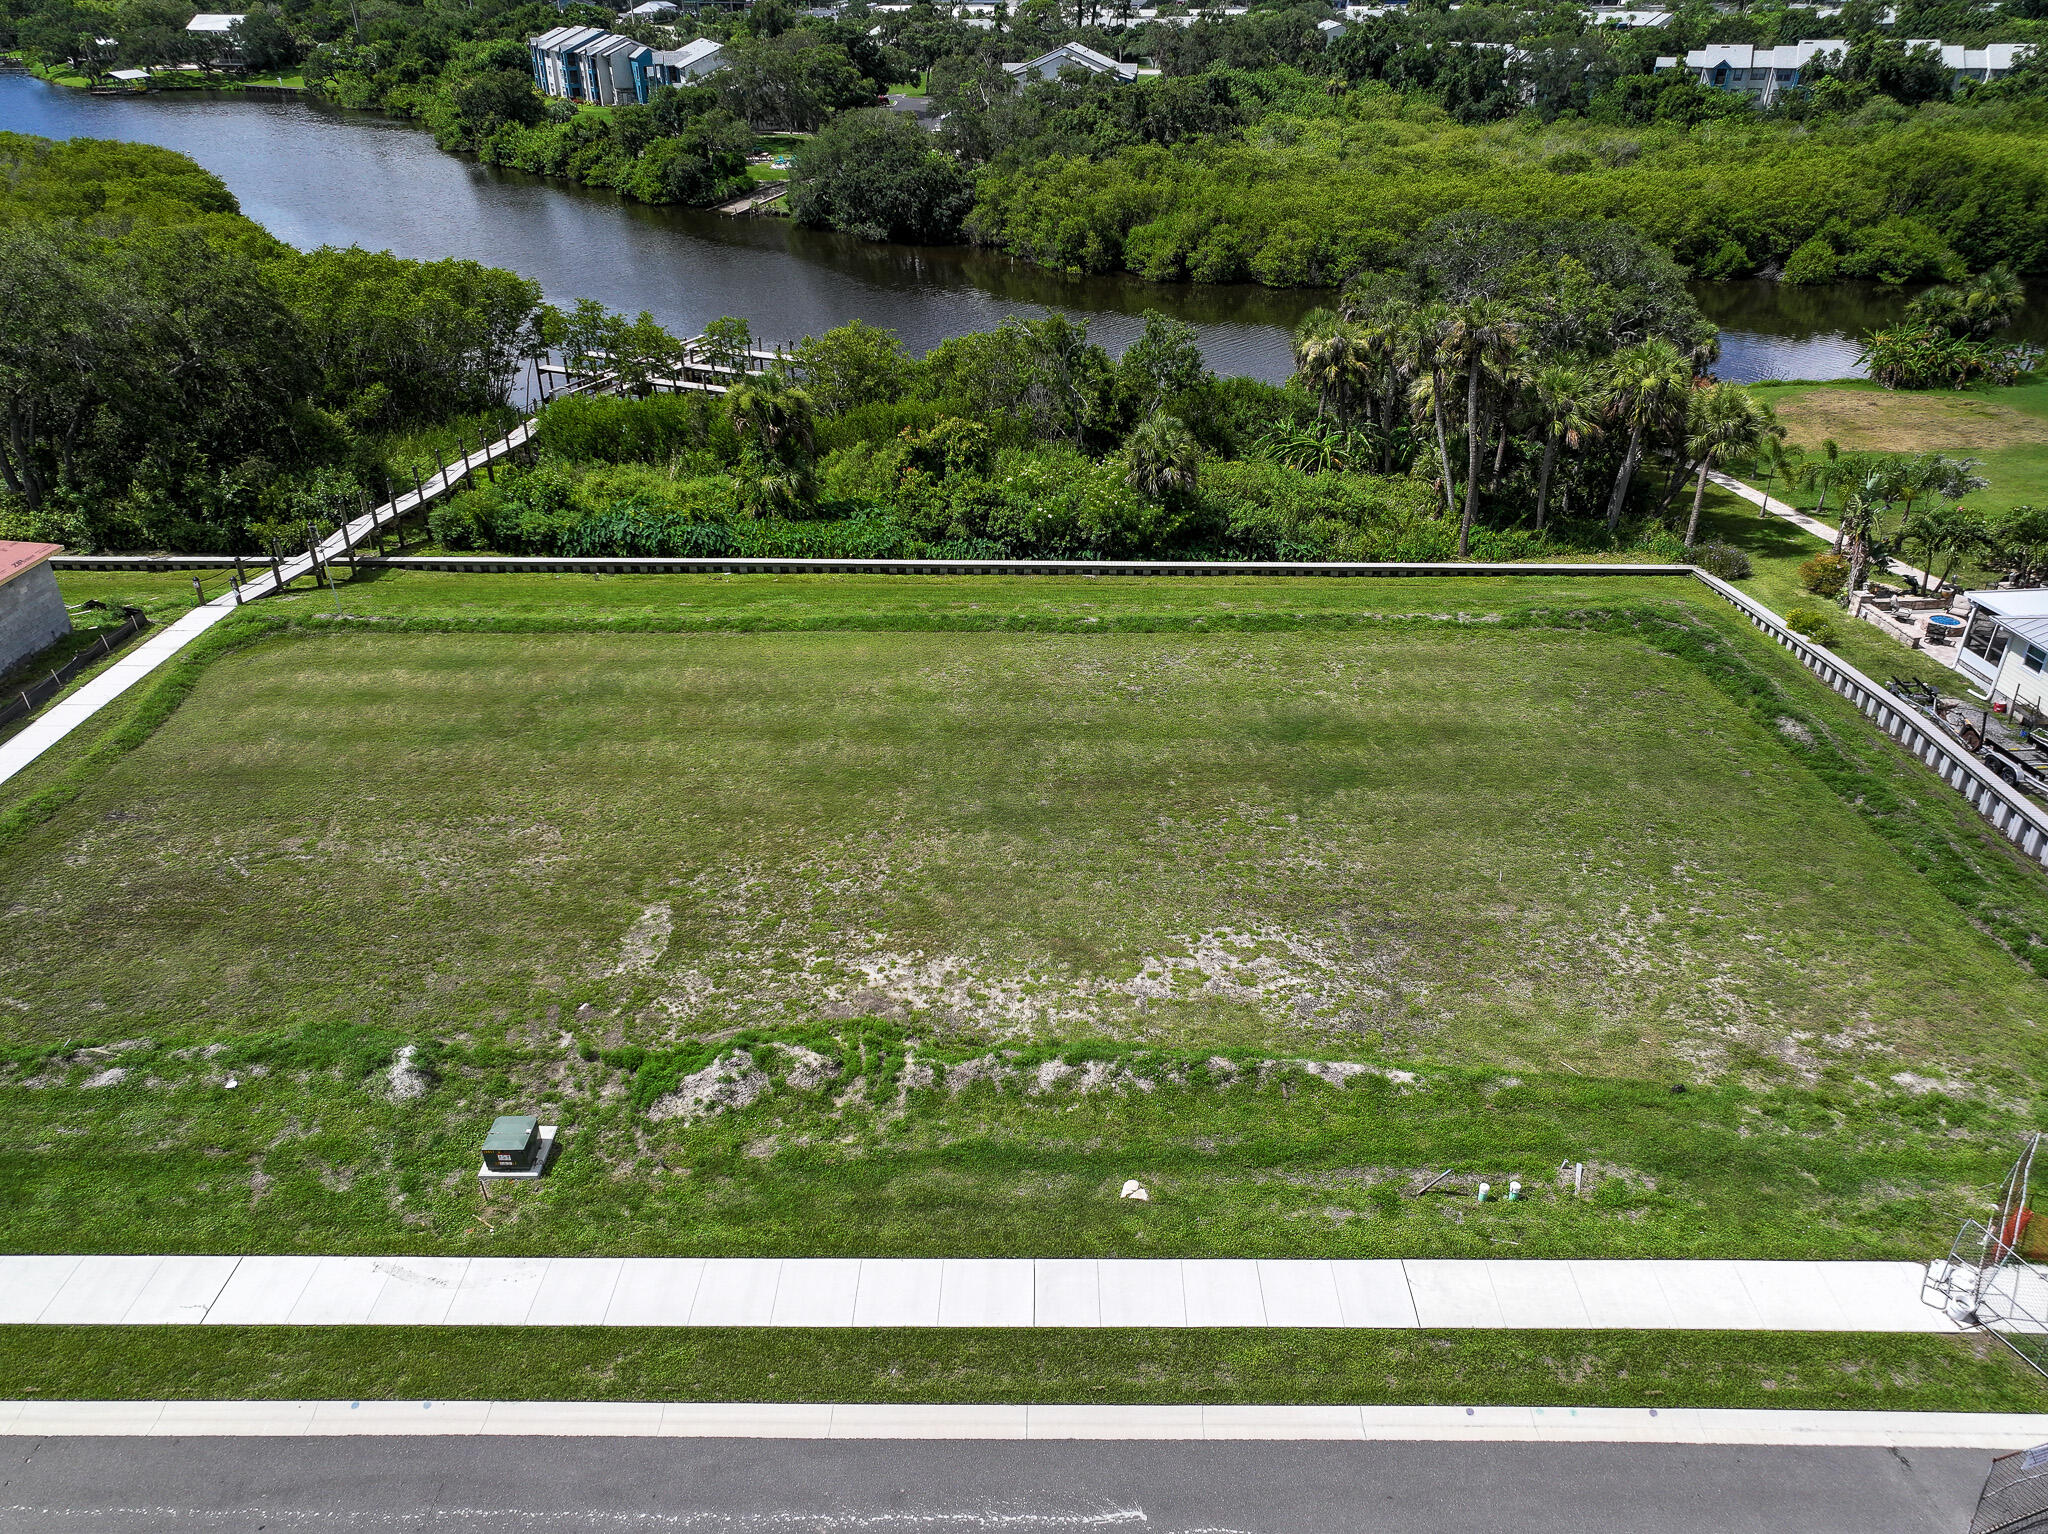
[534,393,735,465]
[1858,325,2043,390]
[1780,237,1839,286]
[1785,605,1842,645]
[787,110,975,244]
[1836,217,1966,287]
[1690,542,1753,579]
[1195,458,1437,560]
[1798,552,1850,597]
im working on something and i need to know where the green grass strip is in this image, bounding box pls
[1,1328,2041,1412]
[0,613,277,851]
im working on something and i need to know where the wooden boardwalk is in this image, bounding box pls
[0,383,587,789]
[715,182,788,216]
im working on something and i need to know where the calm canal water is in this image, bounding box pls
[4,71,2042,385]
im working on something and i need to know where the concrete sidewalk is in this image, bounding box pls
[1,1399,2042,1446]
[0,1255,1954,1332]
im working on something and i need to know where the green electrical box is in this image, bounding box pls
[482,1115,541,1172]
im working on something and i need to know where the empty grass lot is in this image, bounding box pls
[1750,378,2048,520]
[4,572,2048,1283]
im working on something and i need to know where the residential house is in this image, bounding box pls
[1903,39,2034,84]
[0,542,70,678]
[651,36,726,86]
[1658,36,2033,101]
[1653,39,1846,103]
[1584,7,1674,27]
[1959,591,2048,713]
[185,13,245,58]
[1003,41,1141,82]
[529,27,725,104]
[530,27,647,104]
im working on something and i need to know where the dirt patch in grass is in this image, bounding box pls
[1774,389,2048,454]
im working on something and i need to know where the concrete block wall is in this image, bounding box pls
[0,561,72,677]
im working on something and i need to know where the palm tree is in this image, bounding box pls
[1681,384,1780,549]
[1839,489,1883,596]
[1602,339,1691,534]
[726,375,818,517]
[1124,412,1201,503]
[1936,454,1990,509]
[1355,308,1415,450]
[1906,265,2028,341]
[1402,302,1459,520]
[1796,438,1848,523]
[1530,364,1602,534]
[1445,299,1523,555]
[1905,502,1992,591]
[727,375,815,460]
[1292,310,1362,423]
[1755,437,1803,514]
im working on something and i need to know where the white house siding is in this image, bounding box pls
[0,553,71,678]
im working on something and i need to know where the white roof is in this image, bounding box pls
[584,33,646,59]
[624,0,677,12]
[185,12,245,30]
[1682,38,1845,70]
[654,36,723,68]
[1969,590,2048,625]
[1901,39,2035,70]
[109,68,149,79]
[1007,41,1134,76]
[531,24,610,50]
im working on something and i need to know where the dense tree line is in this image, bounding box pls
[10,0,2046,281]
[425,216,1811,568]
[10,0,2046,275]
[961,73,2048,284]
[0,133,544,552]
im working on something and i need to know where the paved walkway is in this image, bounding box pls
[0,421,535,792]
[1,1399,2042,1446]
[0,1255,1953,1332]
[1709,471,1941,590]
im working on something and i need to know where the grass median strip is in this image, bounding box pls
[0,1327,2038,1413]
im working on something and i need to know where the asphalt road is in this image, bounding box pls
[0,1437,1997,1533]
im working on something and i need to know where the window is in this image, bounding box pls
[2026,644,2047,674]
[1965,609,2011,666]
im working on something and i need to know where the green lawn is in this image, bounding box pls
[1687,493,1962,692]
[4,577,2047,1274]
[0,1327,2038,1413]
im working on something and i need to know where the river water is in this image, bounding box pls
[4,71,2043,386]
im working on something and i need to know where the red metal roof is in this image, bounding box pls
[0,541,63,590]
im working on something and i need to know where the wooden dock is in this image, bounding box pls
[534,334,793,399]
[716,183,788,217]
